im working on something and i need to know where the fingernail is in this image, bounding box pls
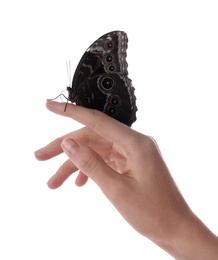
[61,139,79,155]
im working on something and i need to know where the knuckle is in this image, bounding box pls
[81,150,100,174]
[127,133,158,154]
[89,109,103,130]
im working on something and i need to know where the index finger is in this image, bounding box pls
[46,100,139,146]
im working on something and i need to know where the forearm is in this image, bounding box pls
[154,211,218,260]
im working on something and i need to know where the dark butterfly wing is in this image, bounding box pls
[67,31,137,126]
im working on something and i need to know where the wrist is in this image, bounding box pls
[153,211,218,260]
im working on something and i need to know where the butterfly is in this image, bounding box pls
[66,30,137,127]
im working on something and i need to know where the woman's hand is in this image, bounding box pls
[35,100,218,260]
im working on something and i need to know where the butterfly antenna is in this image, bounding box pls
[66,60,72,87]
[64,61,73,111]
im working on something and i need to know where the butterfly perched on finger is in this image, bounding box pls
[63,31,137,127]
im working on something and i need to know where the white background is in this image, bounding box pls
[0,0,218,259]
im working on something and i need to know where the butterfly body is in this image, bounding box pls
[67,31,137,126]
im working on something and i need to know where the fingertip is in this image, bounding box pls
[47,180,59,189]
[46,99,59,110]
[34,149,45,160]
[34,148,52,161]
[75,172,89,187]
[47,174,64,189]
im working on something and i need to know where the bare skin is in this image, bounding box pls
[35,100,218,259]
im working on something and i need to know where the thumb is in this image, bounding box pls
[61,138,116,189]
